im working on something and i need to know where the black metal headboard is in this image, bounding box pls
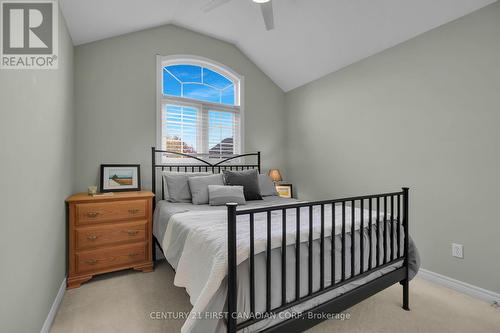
[151,147,261,202]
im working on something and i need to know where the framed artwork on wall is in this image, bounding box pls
[100,164,141,192]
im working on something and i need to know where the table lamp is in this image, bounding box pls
[268,169,282,185]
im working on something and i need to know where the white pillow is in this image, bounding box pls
[161,172,210,202]
[208,185,246,206]
[188,174,224,205]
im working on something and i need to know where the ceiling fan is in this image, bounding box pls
[202,0,275,31]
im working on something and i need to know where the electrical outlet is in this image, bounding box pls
[452,243,464,259]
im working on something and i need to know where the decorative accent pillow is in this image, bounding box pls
[188,174,224,205]
[222,169,263,201]
[259,174,278,196]
[161,172,210,203]
[208,185,246,206]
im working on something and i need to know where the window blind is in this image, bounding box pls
[163,104,199,154]
[204,109,240,156]
[162,102,240,157]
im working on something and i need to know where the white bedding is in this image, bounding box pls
[158,199,390,333]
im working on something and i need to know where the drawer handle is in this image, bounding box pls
[87,211,100,218]
[85,259,98,265]
[87,234,98,241]
[128,252,140,257]
[128,208,140,214]
[127,230,139,236]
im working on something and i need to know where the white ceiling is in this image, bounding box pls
[60,0,496,91]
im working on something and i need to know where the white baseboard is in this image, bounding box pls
[418,269,500,305]
[40,278,66,333]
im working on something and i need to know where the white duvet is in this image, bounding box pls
[162,204,383,333]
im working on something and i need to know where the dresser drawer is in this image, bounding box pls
[76,243,147,273]
[76,220,146,250]
[76,200,147,224]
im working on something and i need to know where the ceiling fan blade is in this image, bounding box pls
[202,0,232,13]
[260,1,274,30]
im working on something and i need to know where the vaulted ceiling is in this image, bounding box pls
[60,0,496,91]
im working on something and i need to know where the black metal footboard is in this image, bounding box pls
[226,188,410,333]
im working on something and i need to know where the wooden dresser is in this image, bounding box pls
[66,191,154,288]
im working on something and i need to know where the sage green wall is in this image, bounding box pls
[74,25,287,192]
[0,10,74,333]
[285,2,500,293]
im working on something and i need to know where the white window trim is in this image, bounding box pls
[156,55,245,163]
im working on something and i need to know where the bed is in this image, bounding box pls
[150,148,420,333]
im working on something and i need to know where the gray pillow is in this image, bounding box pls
[259,174,278,196]
[162,172,210,203]
[222,169,262,201]
[208,185,246,206]
[188,174,224,205]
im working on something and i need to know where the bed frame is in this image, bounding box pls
[151,147,410,333]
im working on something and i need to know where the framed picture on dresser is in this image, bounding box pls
[100,164,141,192]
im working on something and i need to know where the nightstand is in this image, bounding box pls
[66,191,154,288]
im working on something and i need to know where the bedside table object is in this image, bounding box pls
[275,184,293,198]
[66,191,154,288]
[268,169,282,185]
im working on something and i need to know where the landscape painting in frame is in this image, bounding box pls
[100,164,141,192]
[275,184,293,198]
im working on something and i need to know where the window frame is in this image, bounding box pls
[156,55,245,163]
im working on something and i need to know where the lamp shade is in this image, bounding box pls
[268,169,282,182]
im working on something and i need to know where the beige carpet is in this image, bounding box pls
[51,261,500,333]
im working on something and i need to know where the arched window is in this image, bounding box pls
[157,56,243,159]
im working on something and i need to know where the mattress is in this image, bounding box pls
[153,196,298,247]
[153,197,420,333]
